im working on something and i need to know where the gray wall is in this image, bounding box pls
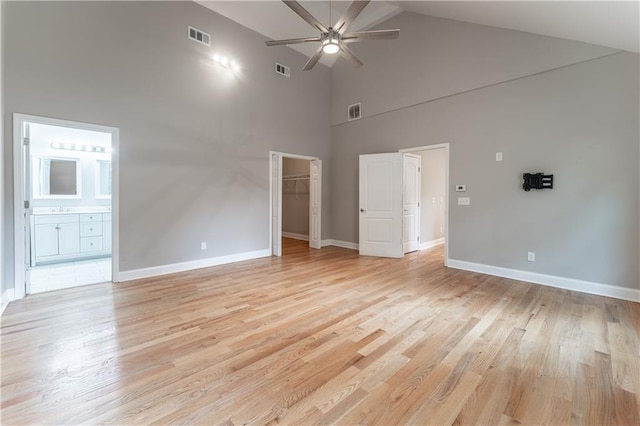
[3,1,332,283]
[416,148,446,244]
[282,157,310,237]
[331,12,639,289]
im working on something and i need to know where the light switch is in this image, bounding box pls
[496,152,503,161]
[458,197,470,206]
[455,185,466,192]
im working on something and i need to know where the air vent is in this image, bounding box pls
[188,26,211,46]
[275,63,290,77]
[348,102,361,121]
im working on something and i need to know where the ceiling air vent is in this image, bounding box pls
[348,102,361,121]
[188,26,211,46]
[275,63,290,77]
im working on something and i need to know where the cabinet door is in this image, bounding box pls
[103,221,112,251]
[58,223,80,255]
[35,224,59,257]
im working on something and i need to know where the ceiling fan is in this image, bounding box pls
[265,0,400,70]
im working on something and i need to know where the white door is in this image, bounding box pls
[58,223,80,255]
[34,224,58,257]
[271,153,282,256]
[309,159,322,249]
[359,153,404,258]
[403,154,421,253]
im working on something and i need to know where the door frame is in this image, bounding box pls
[12,113,120,298]
[269,151,321,256]
[399,143,450,266]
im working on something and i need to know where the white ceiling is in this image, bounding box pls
[197,1,640,67]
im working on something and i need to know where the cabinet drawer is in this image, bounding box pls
[102,213,112,221]
[80,213,102,223]
[80,222,102,237]
[34,214,79,225]
[81,237,103,253]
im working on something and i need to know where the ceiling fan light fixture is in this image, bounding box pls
[322,37,340,54]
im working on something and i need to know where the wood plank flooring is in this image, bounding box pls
[2,238,639,425]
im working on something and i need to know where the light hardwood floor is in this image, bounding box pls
[1,239,639,425]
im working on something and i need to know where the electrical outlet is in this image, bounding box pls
[527,252,535,262]
[201,242,207,250]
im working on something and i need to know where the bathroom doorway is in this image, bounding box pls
[13,114,119,296]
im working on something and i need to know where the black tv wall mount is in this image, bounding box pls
[523,173,553,191]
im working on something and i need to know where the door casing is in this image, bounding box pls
[400,143,450,265]
[269,151,322,256]
[12,113,120,298]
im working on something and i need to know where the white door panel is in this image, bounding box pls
[359,153,403,258]
[403,154,421,253]
[309,160,321,249]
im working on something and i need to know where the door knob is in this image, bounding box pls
[360,208,366,213]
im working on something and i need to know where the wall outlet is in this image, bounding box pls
[527,252,535,262]
[201,242,207,250]
[458,197,470,206]
[496,152,503,161]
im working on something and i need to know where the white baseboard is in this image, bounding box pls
[282,232,309,241]
[321,239,332,247]
[117,249,271,282]
[328,239,359,250]
[447,259,640,303]
[420,238,445,251]
[1,288,16,316]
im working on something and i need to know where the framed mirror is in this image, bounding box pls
[33,156,81,199]
[96,160,112,199]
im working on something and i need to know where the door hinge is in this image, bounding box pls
[24,200,30,209]
[418,167,420,172]
[418,201,420,207]
[417,236,420,241]
[23,137,30,146]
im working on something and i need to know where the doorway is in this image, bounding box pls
[358,144,449,263]
[270,151,321,256]
[401,144,449,263]
[13,114,119,297]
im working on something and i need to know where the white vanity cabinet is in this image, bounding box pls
[31,212,111,266]
[33,215,80,261]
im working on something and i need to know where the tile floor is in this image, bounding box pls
[29,258,112,294]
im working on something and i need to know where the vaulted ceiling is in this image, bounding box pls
[197,1,639,67]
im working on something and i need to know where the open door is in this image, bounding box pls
[359,153,404,258]
[309,159,322,249]
[403,153,421,253]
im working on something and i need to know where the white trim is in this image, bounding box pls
[321,239,332,247]
[282,232,309,241]
[420,238,445,250]
[328,239,359,250]
[13,114,120,292]
[118,249,271,282]
[399,143,450,266]
[1,289,16,316]
[447,258,640,303]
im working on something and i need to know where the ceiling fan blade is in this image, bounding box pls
[339,43,363,68]
[341,29,400,43]
[282,1,328,33]
[303,46,324,71]
[265,37,321,47]
[334,0,370,34]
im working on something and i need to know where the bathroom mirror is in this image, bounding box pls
[96,160,112,198]
[33,157,81,199]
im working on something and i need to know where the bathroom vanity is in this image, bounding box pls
[30,209,112,266]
